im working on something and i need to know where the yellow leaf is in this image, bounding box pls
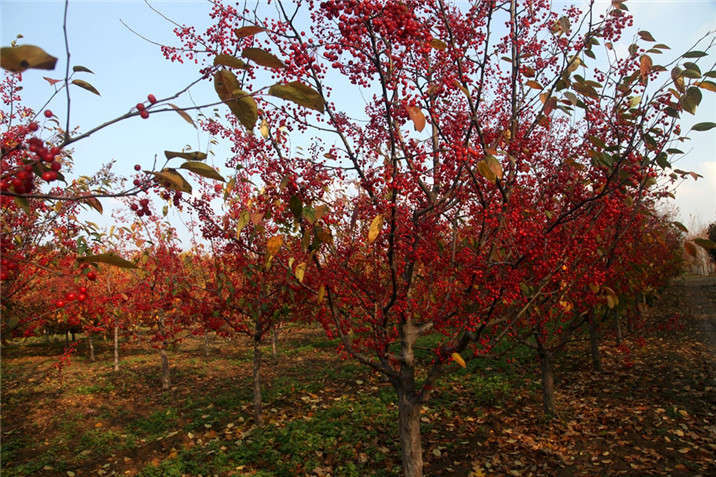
[295,262,306,283]
[368,214,383,244]
[236,211,249,238]
[451,352,466,368]
[317,285,326,304]
[525,80,543,90]
[486,155,503,180]
[266,235,283,258]
[260,119,269,138]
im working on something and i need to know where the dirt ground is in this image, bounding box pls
[1,275,714,476]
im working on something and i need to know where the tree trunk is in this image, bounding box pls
[615,313,623,345]
[588,317,602,372]
[538,346,555,416]
[203,332,210,358]
[113,325,119,372]
[161,348,170,391]
[271,327,278,359]
[397,388,423,477]
[88,333,95,362]
[252,338,263,425]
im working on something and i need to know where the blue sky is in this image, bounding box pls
[2,0,715,238]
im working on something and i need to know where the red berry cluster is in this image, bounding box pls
[0,123,64,194]
[130,197,152,217]
[136,94,158,119]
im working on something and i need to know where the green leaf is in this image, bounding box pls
[289,194,303,219]
[682,50,707,58]
[72,65,93,74]
[77,253,138,269]
[213,70,258,130]
[149,169,192,193]
[164,150,207,161]
[71,79,100,95]
[693,238,716,250]
[167,103,196,128]
[666,148,684,154]
[13,196,30,213]
[241,47,285,69]
[269,81,325,113]
[691,122,716,132]
[680,87,702,114]
[180,161,225,181]
[213,54,248,70]
[1,45,57,73]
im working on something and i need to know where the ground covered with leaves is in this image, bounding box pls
[2,276,714,476]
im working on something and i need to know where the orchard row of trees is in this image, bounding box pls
[2,1,716,475]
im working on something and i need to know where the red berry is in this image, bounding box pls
[78,294,87,302]
[41,149,55,162]
[136,103,145,111]
[214,184,223,193]
[66,292,76,301]
[79,286,87,294]
[44,110,53,118]
[133,179,141,186]
[140,110,149,119]
[56,300,65,308]
[147,94,157,104]
[42,171,58,182]
[50,161,62,171]
[87,271,97,281]
[130,203,138,211]
[28,122,39,132]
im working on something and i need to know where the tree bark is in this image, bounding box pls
[271,327,278,359]
[161,348,170,390]
[588,317,602,372]
[615,313,623,345]
[397,387,423,477]
[203,332,210,358]
[88,333,95,362]
[538,345,555,416]
[113,325,119,372]
[252,338,263,425]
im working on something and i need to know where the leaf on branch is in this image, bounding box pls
[72,65,93,74]
[684,241,697,257]
[486,155,503,180]
[43,76,61,85]
[213,70,257,130]
[682,50,707,59]
[680,86,702,115]
[525,80,542,90]
[406,105,426,132]
[476,160,496,183]
[180,161,225,181]
[451,352,466,368]
[639,55,653,82]
[691,122,716,132]
[638,31,655,42]
[234,26,265,39]
[269,81,324,112]
[82,197,103,214]
[260,119,269,138]
[429,39,447,50]
[696,80,716,92]
[164,150,207,161]
[168,103,197,128]
[236,210,250,237]
[213,54,248,70]
[295,262,306,283]
[71,79,100,96]
[368,214,383,244]
[317,284,326,304]
[266,235,283,258]
[77,253,137,269]
[289,194,303,219]
[1,45,57,73]
[149,169,192,194]
[693,238,716,250]
[241,47,285,69]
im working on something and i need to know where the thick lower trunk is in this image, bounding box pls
[253,339,263,425]
[615,314,623,346]
[113,325,119,372]
[539,348,555,416]
[398,389,423,477]
[88,334,95,362]
[161,348,170,390]
[203,332,210,358]
[588,318,602,372]
[271,327,278,359]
